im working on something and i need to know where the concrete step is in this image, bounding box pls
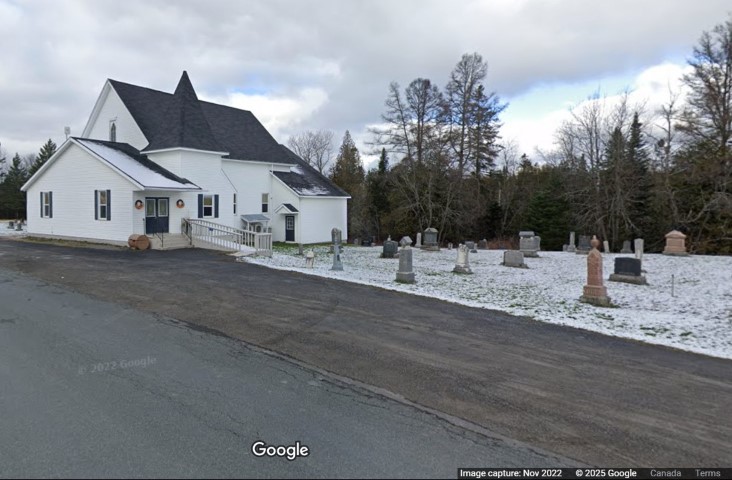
[149,234,192,250]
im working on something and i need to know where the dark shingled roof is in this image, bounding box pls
[75,137,198,187]
[144,71,225,153]
[107,74,297,164]
[272,146,350,197]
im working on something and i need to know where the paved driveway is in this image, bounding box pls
[1,238,730,467]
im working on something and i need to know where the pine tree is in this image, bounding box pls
[28,138,57,176]
[330,131,366,238]
[0,153,29,218]
[625,113,653,238]
[366,148,391,238]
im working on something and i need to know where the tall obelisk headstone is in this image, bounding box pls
[580,235,612,307]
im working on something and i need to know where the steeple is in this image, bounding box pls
[143,71,226,153]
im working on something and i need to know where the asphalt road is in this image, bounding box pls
[1,238,730,468]
[0,267,572,478]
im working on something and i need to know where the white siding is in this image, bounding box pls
[299,197,348,244]
[221,160,278,230]
[148,151,183,177]
[270,177,300,242]
[26,144,136,243]
[86,85,148,149]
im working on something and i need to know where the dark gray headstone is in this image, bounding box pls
[382,240,398,258]
[577,235,592,253]
[423,228,438,249]
[614,257,641,277]
[478,239,488,250]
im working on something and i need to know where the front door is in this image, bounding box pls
[285,215,295,242]
[145,198,169,234]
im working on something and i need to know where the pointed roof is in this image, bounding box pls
[143,71,226,153]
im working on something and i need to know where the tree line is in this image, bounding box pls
[295,19,731,254]
[0,139,57,219]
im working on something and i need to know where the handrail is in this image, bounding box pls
[182,218,272,256]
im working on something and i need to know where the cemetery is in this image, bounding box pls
[249,237,732,360]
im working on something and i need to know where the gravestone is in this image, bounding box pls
[620,240,632,253]
[15,223,22,231]
[452,244,473,274]
[563,244,569,252]
[634,238,644,261]
[399,236,413,248]
[382,239,399,259]
[305,250,315,268]
[502,250,528,269]
[297,243,304,256]
[603,240,610,253]
[331,228,342,246]
[536,236,541,251]
[422,228,439,251]
[478,239,488,250]
[353,237,361,246]
[465,241,478,254]
[395,246,416,283]
[331,228,343,271]
[567,232,577,253]
[7,221,14,229]
[609,257,646,285]
[576,235,591,254]
[663,230,689,256]
[448,242,453,250]
[415,232,422,248]
[519,231,539,257]
[579,236,612,307]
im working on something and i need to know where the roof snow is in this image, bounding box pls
[77,139,200,190]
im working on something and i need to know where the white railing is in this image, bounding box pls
[182,218,272,257]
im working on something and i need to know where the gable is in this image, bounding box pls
[82,81,149,150]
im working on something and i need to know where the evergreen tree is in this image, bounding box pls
[366,148,391,238]
[330,131,366,238]
[625,113,654,238]
[524,171,571,250]
[0,153,29,218]
[28,138,57,176]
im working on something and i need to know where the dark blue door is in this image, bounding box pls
[285,215,295,242]
[145,198,169,234]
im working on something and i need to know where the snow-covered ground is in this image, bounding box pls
[0,221,26,237]
[247,245,732,360]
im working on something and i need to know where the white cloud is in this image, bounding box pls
[501,61,693,158]
[0,0,729,159]
[202,88,330,140]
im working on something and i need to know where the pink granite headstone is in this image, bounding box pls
[580,235,612,306]
[662,230,689,256]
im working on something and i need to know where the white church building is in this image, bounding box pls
[21,72,349,251]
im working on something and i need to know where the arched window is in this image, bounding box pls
[110,123,117,142]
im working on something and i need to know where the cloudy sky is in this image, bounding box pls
[1,0,730,168]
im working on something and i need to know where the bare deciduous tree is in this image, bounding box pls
[287,130,334,174]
